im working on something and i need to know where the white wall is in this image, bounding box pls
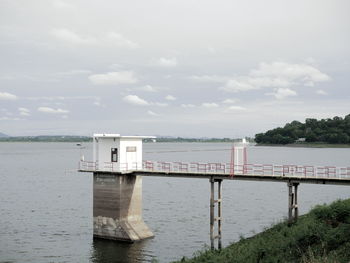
[120,139,143,170]
[234,146,247,174]
[94,137,120,171]
[93,136,143,171]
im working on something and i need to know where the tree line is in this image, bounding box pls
[255,114,350,145]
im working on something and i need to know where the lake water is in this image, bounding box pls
[0,142,349,263]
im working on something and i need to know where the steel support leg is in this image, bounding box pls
[294,183,299,219]
[217,179,222,249]
[210,178,215,249]
[210,178,223,250]
[288,182,293,222]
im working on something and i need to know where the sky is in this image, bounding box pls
[0,0,349,137]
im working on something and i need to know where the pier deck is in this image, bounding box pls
[79,160,350,185]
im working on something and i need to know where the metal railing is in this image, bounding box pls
[79,161,143,172]
[79,160,350,179]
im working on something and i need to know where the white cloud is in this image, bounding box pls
[190,75,227,83]
[19,111,30,116]
[221,76,291,93]
[226,105,246,111]
[157,57,178,67]
[55,69,91,77]
[37,107,69,114]
[251,62,331,84]
[153,102,168,107]
[89,71,138,85]
[147,110,160,116]
[181,104,196,108]
[31,96,65,101]
[0,117,21,121]
[165,95,176,101]
[93,98,105,107]
[122,94,169,107]
[25,96,99,101]
[222,99,237,104]
[202,102,219,108]
[51,29,138,48]
[51,28,96,45]
[18,107,29,112]
[18,107,30,116]
[138,85,158,92]
[123,95,150,106]
[316,89,328,95]
[267,88,297,100]
[220,61,331,93]
[221,79,258,92]
[106,32,138,48]
[0,92,18,100]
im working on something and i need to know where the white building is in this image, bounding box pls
[93,134,155,172]
[232,138,248,174]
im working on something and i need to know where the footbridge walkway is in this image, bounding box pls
[79,160,350,184]
[79,160,350,249]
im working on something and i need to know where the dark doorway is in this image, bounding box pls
[111,148,118,162]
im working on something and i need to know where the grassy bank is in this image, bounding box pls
[174,199,350,263]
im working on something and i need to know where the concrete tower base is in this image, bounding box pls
[93,173,154,242]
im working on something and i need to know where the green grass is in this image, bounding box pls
[173,199,350,263]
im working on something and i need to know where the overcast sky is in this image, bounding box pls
[0,0,349,137]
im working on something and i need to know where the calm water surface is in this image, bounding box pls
[0,142,349,263]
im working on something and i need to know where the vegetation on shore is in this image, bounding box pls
[0,135,92,142]
[173,199,350,263]
[256,142,350,148]
[255,114,350,145]
[0,135,254,143]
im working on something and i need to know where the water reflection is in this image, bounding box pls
[91,238,155,263]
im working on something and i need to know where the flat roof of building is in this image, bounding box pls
[93,134,156,139]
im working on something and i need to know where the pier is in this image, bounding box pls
[79,134,350,249]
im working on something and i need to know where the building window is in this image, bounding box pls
[111,148,118,162]
[126,146,136,152]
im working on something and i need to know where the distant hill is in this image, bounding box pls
[255,114,350,145]
[0,132,9,137]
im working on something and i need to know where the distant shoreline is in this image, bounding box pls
[256,143,350,148]
[0,140,240,143]
[1,139,350,148]
[0,136,250,143]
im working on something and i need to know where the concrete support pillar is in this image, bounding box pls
[93,173,154,242]
[210,178,223,250]
[288,181,299,223]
